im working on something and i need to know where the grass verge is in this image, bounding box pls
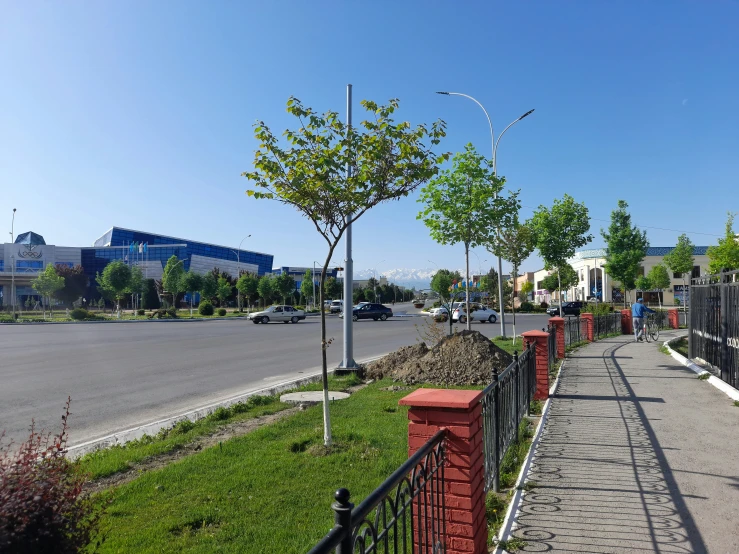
[89,378,414,553]
[671,337,689,358]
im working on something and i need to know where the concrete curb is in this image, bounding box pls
[66,353,387,459]
[663,334,739,402]
[494,358,566,553]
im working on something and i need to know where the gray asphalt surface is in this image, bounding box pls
[0,306,549,447]
[511,333,739,553]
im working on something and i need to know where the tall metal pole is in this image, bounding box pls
[312,261,316,309]
[341,84,358,369]
[10,209,16,319]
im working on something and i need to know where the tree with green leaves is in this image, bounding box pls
[352,288,366,304]
[31,264,65,319]
[541,274,560,295]
[707,212,739,273]
[216,276,232,307]
[200,272,218,304]
[257,275,274,307]
[236,272,260,311]
[244,95,446,446]
[54,265,88,306]
[274,272,296,305]
[126,265,145,310]
[300,270,315,307]
[600,200,648,307]
[162,256,186,309]
[489,218,536,340]
[181,272,203,316]
[664,233,695,311]
[96,261,131,317]
[142,278,160,310]
[418,143,519,331]
[647,264,671,308]
[634,275,652,295]
[520,280,534,303]
[557,264,580,299]
[532,194,593,308]
[429,269,463,335]
[325,277,342,302]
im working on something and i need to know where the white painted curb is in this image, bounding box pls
[66,353,387,458]
[663,334,739,402]
[493,358,565,553]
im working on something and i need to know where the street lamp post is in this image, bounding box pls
[436,91,534,337]
[231,235,251,311]
[10,208,16,319]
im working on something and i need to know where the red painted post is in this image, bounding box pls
[548,317,565,358]
[521,330,550,400]
[580,313,594,341]
[668,309,679,329]
[621,309,632,335]
[399,389,487,554]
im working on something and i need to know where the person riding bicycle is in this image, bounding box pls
[632,298,656,342]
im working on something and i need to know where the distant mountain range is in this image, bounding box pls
[353,268,465,291]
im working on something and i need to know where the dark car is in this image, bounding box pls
[351,303,393,321]
[546,301,583,317]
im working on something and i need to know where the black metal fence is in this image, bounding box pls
[308,430,447,554]
[481,343,537,493]
[592,313,622,340]
[546,325,557,369]
[689,270,739,389]
[564,316,589,348]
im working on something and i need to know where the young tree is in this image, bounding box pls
[664,233,695,312]
[429,269,462,335]
[96,261,131,317]
[531,194,593,309]
[600,200,648,307]
[707,212,739,273]
[216,276,232,307]
[257,275,274,307]
[520,280,534,303]
[200,272,218,304]
[126,265,145,310]
[418,143,519,331]
[634,275,652,298]
[541,274,560,296]
[162,256,185,309]
[181,272,203,316]
[325,277,342,301]
[31,264,64,318]
[489,218,536,340]
[54,265,88,306]
[274,272,296,304]
[352,288,366,305]
[244,96,446,446]
[300,270,315,308]
[141,278,160,309]
[647,264,671,308]
[236,272,260,310]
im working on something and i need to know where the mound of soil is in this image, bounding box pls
[366,330,513,386]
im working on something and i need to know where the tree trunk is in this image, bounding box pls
[557,270,562,312]
[512,264,517,344]
[320,245,338,447]
[465,243,471,331]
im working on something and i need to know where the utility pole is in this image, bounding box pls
[10,208,17,319]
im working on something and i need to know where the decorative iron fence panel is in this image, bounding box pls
[564,316,588,348]
[481,342,537,493]
[689,271,739,390]
[308,430,447,554]
[593,313,621,340]
[547,325,557,369]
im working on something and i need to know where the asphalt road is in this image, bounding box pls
[0,307,550,446]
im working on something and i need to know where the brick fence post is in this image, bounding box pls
[548,317,565,358]
[521,330,550,400]
[621,309,632,335]
[668,308,679,329]
[399,389,487,554]
[580,313,594,341]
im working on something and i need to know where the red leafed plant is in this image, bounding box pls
[0,397,104,553]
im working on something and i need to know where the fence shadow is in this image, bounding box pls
[510,340,708,553]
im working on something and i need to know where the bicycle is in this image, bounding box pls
[643,314,660,343]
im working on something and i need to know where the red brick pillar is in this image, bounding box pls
[399,389,487,554]
[621,309,632,335]
[668,309,679,329]
[521,330,550,400]
[580,313,594,341]
[548,317,565,358]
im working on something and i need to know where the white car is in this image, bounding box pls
[427,307,449,320]
[249,305,305,324]
[452,303,499,324]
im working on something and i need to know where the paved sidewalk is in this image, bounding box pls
[510,334,739,553]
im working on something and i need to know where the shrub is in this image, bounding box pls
[69,308,96,320]
[137,309,145,316]
[198,302,214,316]
[170,419,196,435]
[539,302,548,309]
[166,307,177,318]
[209,406,231,421]
[519,302,535,313]
[217,308,227,317]
[0,398,105,552]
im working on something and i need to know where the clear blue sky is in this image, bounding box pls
[2,1,737,276]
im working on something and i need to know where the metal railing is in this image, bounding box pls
[481,343,537,493]
[546,325,557,370]
[593,313,622,340]
[564,316,588,348]
[308,430,447,554]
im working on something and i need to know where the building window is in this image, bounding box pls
[673,272,682,279]
[0,260,3,271]
[691,266,700,279]
[16,260,44,271]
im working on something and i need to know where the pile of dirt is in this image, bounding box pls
[365,330,513,386]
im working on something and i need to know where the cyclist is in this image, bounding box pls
[632,297,656,342]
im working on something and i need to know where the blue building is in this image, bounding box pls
[0,226,274,307]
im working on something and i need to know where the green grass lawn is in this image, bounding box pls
[671,337,689,358]
[92,379,414,553]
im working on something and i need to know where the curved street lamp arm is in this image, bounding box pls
[437,92,494,162]
[493,110,535,175]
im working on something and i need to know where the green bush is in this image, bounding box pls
[137,309,145,316]
[519,302,534,313]
[217,308,227,316]
[69,308,97,320]
[198,302,214,316]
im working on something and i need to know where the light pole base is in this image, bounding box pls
[337,359,360,373]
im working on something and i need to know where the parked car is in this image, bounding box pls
[546,301,583,317]
[249,305,306,324]
[451,302,499,323]
[349,303,393,321]
[329,300,344,314]
[427,306,449,321]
